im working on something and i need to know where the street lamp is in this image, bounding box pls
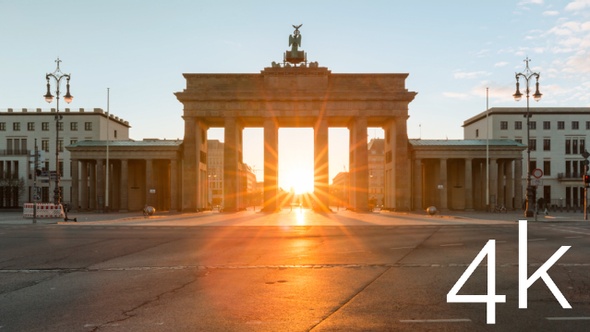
[44,58,73,205]
[513,57,542,218]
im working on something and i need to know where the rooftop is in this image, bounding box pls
[69,139,182,148]
[0,107,130,126]
[463,107,590,127]
[409,139,525,147]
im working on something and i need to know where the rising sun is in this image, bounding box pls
[283,168,314,194]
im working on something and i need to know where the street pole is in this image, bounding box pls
[33,139,38,224]
[44,58,73,208]
[513,57,542,219]
[583,149,589,220]
[486,87,489,212]
[106,88,110,212]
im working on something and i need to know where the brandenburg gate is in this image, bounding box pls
[175,26,416,212]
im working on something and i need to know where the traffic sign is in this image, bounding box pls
[532,168,543,179]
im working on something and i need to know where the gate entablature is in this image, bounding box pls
[176,69,416,128]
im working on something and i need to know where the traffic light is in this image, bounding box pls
[584,174,590,187]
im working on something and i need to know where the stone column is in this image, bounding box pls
[170,159,178,212]
[464,158,473,211]
[506,159,514,210]
[349,116,369,212]
[263,117,279,212]
[413,158,423,210]
[394,117,411,211]
[71,159,79,211]
[498,160,506,206]
[489,158,498,207]
[145,159,153,207]
[439,158,448,210]
[120,159,128,212]
[514,158,523,210]
[96,159,105,211]
[80,161,88,210]
[224,117,243,212]
[314,117,330,211]
[182,117,198,211]
[89,162,96,210]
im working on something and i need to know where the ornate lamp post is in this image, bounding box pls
[44,58,73,205]
[513,57,542,218]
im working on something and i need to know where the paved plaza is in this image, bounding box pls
[1,208,589,331]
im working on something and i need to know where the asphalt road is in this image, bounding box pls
[0,210,589,331]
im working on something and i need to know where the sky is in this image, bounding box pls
[1,0,590,192]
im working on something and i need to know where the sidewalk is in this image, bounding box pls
[1,208,588,226]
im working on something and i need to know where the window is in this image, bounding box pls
[543,138,551,151]
[529,121,536,130]
[543,121,550,130]
[586,121,590,130]
[27,122,35,131]
[543,161,551,176]
[566,138,587,155]
[13,122,20,131]
[58,140,63,152]
[70,122,78,131]
[84,122,92,131]
[42,122,49,131]
[57,122,63,131]
[572,121,579,130]
[558,121,565,130]
[500,121,508,130]
[41,140,49,152]
[515,121,522,130]
[0,122,5,131]
[529,138,537,151]
[114,130,118,138]
[70,139,77,145]
[515,138,523,144]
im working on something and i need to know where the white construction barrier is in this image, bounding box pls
[23,203,64,219]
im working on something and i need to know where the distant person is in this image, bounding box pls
[143,204,155,218]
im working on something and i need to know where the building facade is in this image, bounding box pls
[67,139,182,212]
[410,139,525,211]
[207,139,224,208]
[0,108,130,208]
[464,107,590,209]
[368,138,385,208]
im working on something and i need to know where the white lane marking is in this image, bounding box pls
[400,318,471,323]
[564,236,583,239]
